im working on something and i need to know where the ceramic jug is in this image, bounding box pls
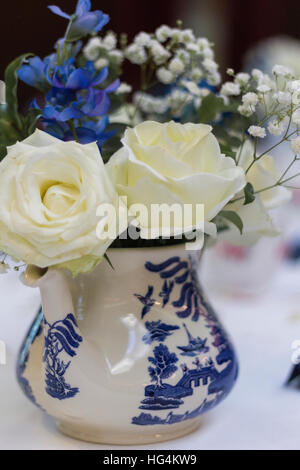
[17,245,238,445]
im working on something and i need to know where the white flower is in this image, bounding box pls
[83,37,102,60]
[272,64,294,77]
[207,72,221,86]
[156,67,174,84]
[180,29,195,43]
[0,130,124,271]
[287,80,300,92]
[275,91,291,105]
[116,83,132,95]
[201,47,214,59]
[203,58,218,73]
[168,57,185,75]
[0,262,8,273]
[248,125,266,138]
[252,68,263,81]
[125,44,147,65]
[109,49,124,65]
[257,84,271,93]
[220,82,240,96]
[292,109,300,125]
[150,40,171,65]
[242,92,258,107]
[291,137,300,154]
[227,68,235,76]
[107,121,245,238]
[102,32,117,51]
[169,28,182,42]
[238,104,254,117]
[134,93,168,114]
[268,117,288,136]
[190,67,203,82]
[186,43,200,54]
[176,49,190,65]
[235,73,250,85]
[0,81,5,104]
[220,140,291,245]
[134,32,152,47]
[155,25,172,42]
[197,38,210,49]
[94,58,109,70]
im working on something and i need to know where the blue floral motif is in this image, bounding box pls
[145,256,209,321]
[43,313,82,400]
[142,321,179,345]
[132,255,239,426]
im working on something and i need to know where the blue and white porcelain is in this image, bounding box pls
[17,245,238,445]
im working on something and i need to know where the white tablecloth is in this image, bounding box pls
[1,263,300,450]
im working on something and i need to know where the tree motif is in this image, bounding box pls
[148,344,178,387]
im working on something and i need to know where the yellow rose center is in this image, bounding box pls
[43,184,80,215]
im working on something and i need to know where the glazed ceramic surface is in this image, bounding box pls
[17,246,238,445]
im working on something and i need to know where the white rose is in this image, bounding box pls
[221,140,291,245]
[0,130,123,273]
[107,121,246,238]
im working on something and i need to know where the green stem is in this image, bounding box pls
[68,120,79,142]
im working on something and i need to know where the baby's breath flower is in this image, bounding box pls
[272,64,294,78]
[220,82,240,96]
[169,28,182,42]
[102,32,117,51]
[176,49,190,65]
[150,40,171,65]
[238,104,254,117]
[227,68,235,76]
[155,25,172,42]
[125,44,147,64]
[292,109,300,125]
[109,49,124,65]
[235,72,250,85]
[156,67,174,84]
[116,83,132,95]
[291,136,300,154]
[257,84,271,93]
[287,80,300,92]
[197,38,210,49]
[203,58,218,73]
[242,92,258,106]
[207,72,221,86]
[190,67,203,81]
[251,68,263,81]
[268,117,288,136]
[275,91,291,105]
[83,37,102,60]
[180,29,195,43]
[186,43,200,54]
[94,58,109,70]
[168,57,185,75]
[248,125,266,138]
[134,32,152,47]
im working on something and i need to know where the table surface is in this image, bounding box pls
[1,261,300,450]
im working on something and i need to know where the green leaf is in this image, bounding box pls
[0,145,7,160]
[104,253,114,270]
[219,210,244,235]
[24,108,42,136]
[197,94,226,122]
[243,182,255,205]
[4,53,33,132]
[0,118,20,145]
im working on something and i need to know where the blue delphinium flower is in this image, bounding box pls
[48,0,109,40]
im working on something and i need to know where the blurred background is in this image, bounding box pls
[1,0,300,106]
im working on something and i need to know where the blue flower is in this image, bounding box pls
[17,56,52,92]
[45,116,115,148]
[48,0,109,40]
[51,60,109,91]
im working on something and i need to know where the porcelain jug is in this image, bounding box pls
[17,245,238,445]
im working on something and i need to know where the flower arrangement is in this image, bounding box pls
[0,0,300,276]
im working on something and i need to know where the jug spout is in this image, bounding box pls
[22,265,76,325]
